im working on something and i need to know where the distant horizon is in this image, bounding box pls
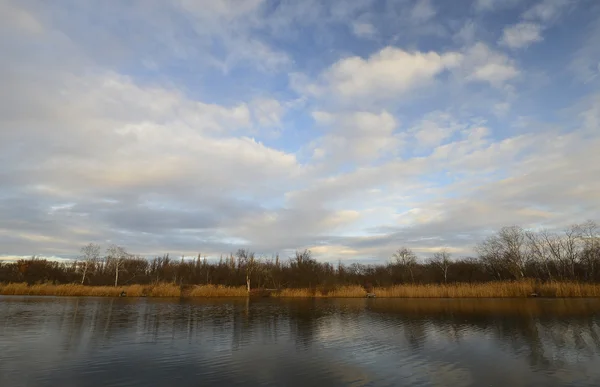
[2,219,597,265]
[1,0,599,263]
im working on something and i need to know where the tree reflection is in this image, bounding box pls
[4,297,600,382]
[367,299,600,369]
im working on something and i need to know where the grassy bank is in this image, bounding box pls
[276,281,600,298]
[2,281,600,298]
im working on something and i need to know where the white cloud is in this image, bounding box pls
[222,38,292,72]
[410,0,436,22]
[453,20,477,45]
[523,0,570,22]
[493,102,511,117]
[570,15,600,83]
[499,22,544,49]
[313,47,463,101]
[410,112,465,149]
[296,43,519,106]
[1,0,598,262]
[474,0,521,13]
[0,1,44,34]
[351,22,376,38]
[0,36,302,257]
[310,110,401,164]
[462,43,519,87]
[250,98,285,127]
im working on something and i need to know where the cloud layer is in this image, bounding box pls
[1,0,599,262]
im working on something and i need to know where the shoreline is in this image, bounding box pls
[2,281,600,298]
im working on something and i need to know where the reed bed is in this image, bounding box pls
[187,285,247,297]
[0,283,248,297]
[1,281,600,298]
[0,283,134,297]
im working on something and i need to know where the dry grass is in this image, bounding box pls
[274,281,600,298]
[0,283,183,297]
[276,288,316,297]
[375,282,534,298]
[370,281,600,298]
[187,285,247,297]
[2,281,600,298]
[0,283,134,297]
[0,283,250,298]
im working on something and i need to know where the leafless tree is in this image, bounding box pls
[106,244,128,287]
[476,237,504,280]
[560,226,579,280]
[429,249,452,284]
[79,243,100,285]
[478,226,528,280]
[498,226,528,279]
[236,249,256,292]
[392,247,417,283]
[574,220,600,281]
[526,231,554,281]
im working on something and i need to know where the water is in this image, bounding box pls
[1,297,600,386]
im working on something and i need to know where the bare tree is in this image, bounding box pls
[574,220,600,281]
[236,249,256,292]
[526,231,554,281]
[477,226,528,280]
[392,247,417,283]
[562,226,580,280]
[429,249,452,284]
[476,237,504,280]
[79,243,100,285]
[498,226,528,279]
[106,244,128,287]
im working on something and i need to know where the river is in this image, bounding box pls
[1,296,600,386]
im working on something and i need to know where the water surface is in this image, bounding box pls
[1,296,600,386]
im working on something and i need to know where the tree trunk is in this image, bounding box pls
[115,265,119,287]
[81,265,87,285]
[246,274,251,293]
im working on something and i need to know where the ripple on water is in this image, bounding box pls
[1,297,600,387]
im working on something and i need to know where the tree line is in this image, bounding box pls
[1,221,599,288]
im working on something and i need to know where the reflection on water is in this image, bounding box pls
[1,297,600,386]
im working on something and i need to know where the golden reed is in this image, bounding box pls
[1,281,600,298]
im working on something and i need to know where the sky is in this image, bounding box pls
[1,0,599,263]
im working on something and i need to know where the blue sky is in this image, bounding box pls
[1,0,599,262]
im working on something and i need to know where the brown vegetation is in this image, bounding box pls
[2,281,600,298]
[1,222,599,296]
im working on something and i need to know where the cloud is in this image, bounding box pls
[310,110,401,165]
[410,0,436,22]
[295,42,520,107]
[493,102,511,117]
[1,0,598,263]
[0,0,44,34]
[453,20,477,45]
[0,7,302,257]
[176,0,292,72]
[522,0,571,22]
[306,47,462,101]
[499,22,544,49]
[461,43,519,87]
[473,0,521,13]
[250,98,285,128]
[570,12,600,83]
[351,22,376,38]
[497,0,573,52]
[410,112,465,149]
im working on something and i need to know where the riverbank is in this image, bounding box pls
[2,281,600,298]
